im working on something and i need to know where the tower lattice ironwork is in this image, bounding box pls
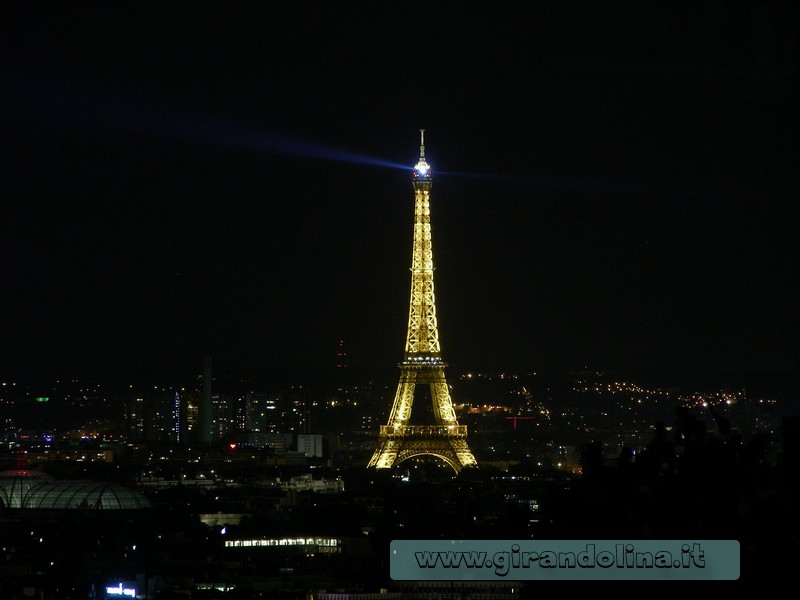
[367,130,478,474]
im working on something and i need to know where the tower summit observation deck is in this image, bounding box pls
[367,130,478,474]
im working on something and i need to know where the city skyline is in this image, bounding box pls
[2,4,797,394]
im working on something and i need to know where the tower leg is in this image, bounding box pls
[368,438,403,470]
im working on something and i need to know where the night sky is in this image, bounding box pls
[2,3,797,390]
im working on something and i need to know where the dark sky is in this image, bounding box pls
[2,3,797,388]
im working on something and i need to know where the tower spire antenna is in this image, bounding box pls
[413,128,431,180]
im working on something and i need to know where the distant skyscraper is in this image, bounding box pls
[186,398,199,437]
[171,390,182,443]
[245,391,280,432]
[231,393,247,432]
[125,389,182,443]
[211,393,232,442]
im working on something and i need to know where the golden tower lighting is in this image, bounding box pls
[367,130,478,474]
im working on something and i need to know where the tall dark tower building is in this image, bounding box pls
[200,354,213,443]
[368,131,478,474]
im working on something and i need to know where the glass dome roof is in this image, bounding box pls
[0,470,151,510]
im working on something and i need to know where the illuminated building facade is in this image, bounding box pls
[245,391,280,432]
[125,389,184,443]
[297,433,323,458]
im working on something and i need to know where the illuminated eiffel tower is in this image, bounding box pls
[368,130,478,474]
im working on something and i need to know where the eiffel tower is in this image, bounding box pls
[368,130,478,474]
